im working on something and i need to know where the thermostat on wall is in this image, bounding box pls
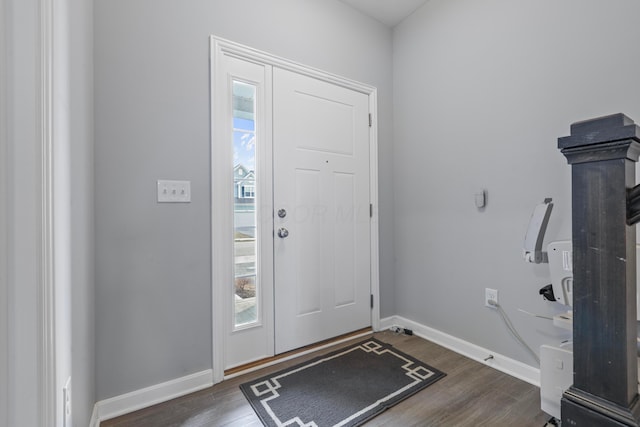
[475,189,487,208]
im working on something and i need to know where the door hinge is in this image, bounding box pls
[368,113,372,127]
[370,294,374,309]
[370,203,373,218]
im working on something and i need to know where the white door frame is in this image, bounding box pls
[2,0,57,424]
[40,1,57,423]
[210,37,380,383]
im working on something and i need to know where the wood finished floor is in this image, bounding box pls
[101,331,549,427]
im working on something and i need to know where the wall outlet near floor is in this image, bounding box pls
[485,288,498,308]
[63,376,71,427]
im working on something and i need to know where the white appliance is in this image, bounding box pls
[540,344,573,420]
[524,199,640,421]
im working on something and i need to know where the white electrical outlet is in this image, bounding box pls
[485,288,498,308]
[63,377,71,427]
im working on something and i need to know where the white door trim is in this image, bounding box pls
[210,37,380,383]
[214,38,377,96]
[3,0,57,423]
[40,1,57,424]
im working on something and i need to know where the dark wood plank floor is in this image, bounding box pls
[101,331,550,427]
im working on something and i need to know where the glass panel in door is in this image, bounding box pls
[232,80,259,329]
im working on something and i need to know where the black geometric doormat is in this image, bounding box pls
[240,338,446,427]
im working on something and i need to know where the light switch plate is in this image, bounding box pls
[157,180,191,203]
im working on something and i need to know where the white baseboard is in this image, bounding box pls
[92,369,213,425]
[380,315,540,387]
[89,404,99,427]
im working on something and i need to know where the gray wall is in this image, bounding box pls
[94,0,394,400]
[0,0,8,423]
[68,0,95,424]
[393,0,640,365]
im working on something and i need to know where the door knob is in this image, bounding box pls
[278,208,287,218]
[277,227,289,238]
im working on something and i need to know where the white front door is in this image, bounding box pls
[212,38,377,374]
[273,68,372,354]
